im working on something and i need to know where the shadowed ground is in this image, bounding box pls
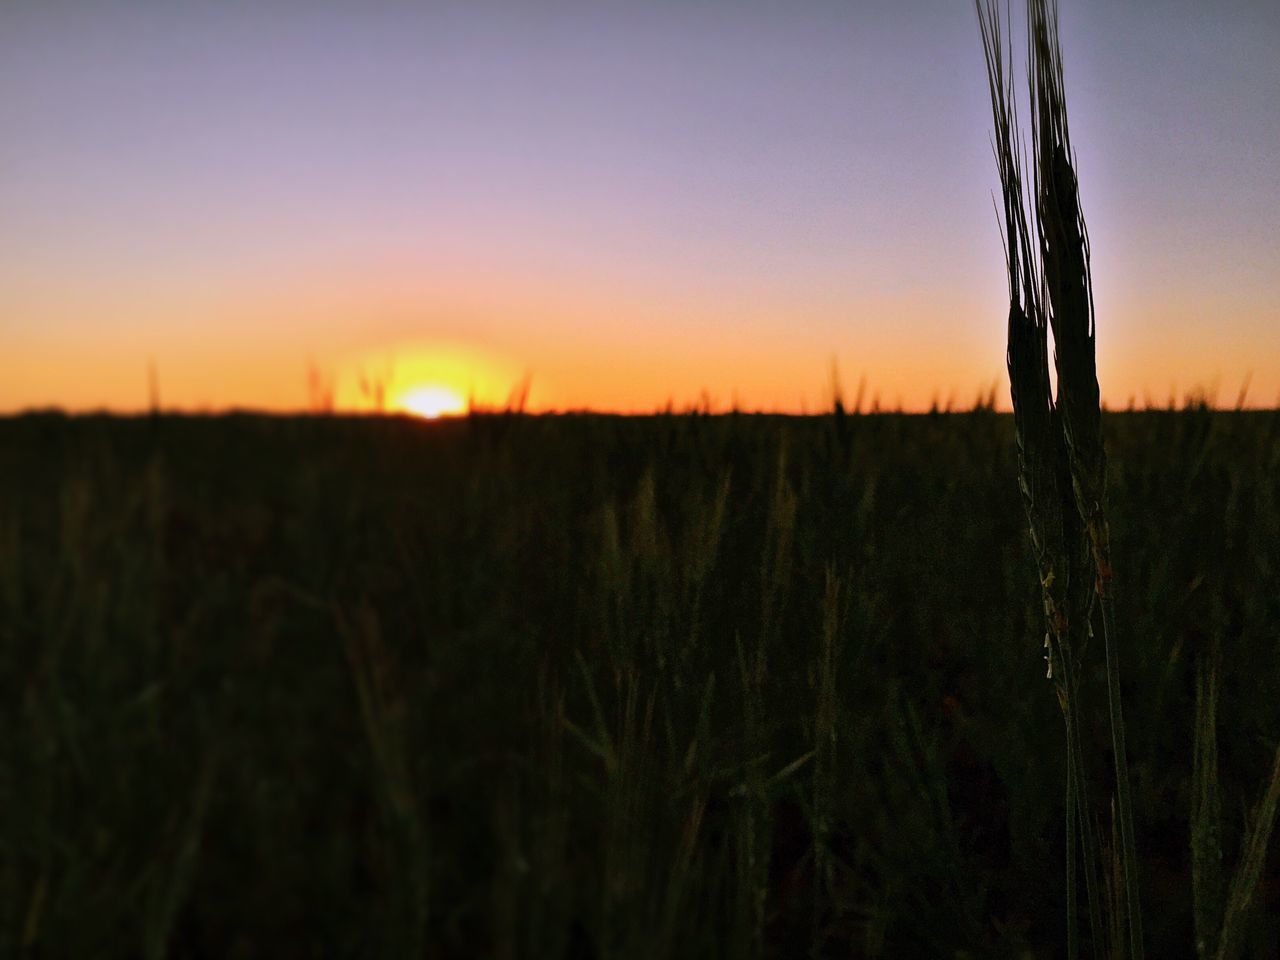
[1,409,1277,958]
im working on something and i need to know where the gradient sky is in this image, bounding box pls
[2,0,1277,413]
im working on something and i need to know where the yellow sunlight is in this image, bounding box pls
[396,384,468,419]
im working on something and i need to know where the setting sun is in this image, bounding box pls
[397,384,467,420]
[338,342,531,417]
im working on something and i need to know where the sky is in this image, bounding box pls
[1,0,1277,414]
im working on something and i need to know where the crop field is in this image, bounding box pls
[2,408,1278,958]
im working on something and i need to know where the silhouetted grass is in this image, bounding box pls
[978,4,1280,957]
[2,407,1279,958]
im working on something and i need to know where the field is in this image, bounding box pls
[2,408,1278,958]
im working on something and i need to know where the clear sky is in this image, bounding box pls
[2,1,1277,414]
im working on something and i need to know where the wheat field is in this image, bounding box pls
[2,407,1278,957]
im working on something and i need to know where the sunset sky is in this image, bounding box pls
[2,1,1277,414]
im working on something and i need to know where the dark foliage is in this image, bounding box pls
[1,410,1278,958]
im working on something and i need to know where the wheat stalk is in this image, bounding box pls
[1025,5,1144,956]
[978,3,1141,957]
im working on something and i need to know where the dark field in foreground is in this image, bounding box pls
[2,410,1278,958]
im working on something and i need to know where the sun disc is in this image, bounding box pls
[398,384,467,419]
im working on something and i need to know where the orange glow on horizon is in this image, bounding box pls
[395,384,468,419]
[335,341,532,415]
[1,292,1277,416]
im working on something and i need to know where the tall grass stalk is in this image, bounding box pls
[336,602,431,956]
[978,1,1141,955]
[1027,4,1143,953]
[1191,638,1225,959]
[810,569,841,958]
[1192,629,1280,960]
[1216,747,1280,960]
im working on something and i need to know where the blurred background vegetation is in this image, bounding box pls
[1,407,1277,958]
